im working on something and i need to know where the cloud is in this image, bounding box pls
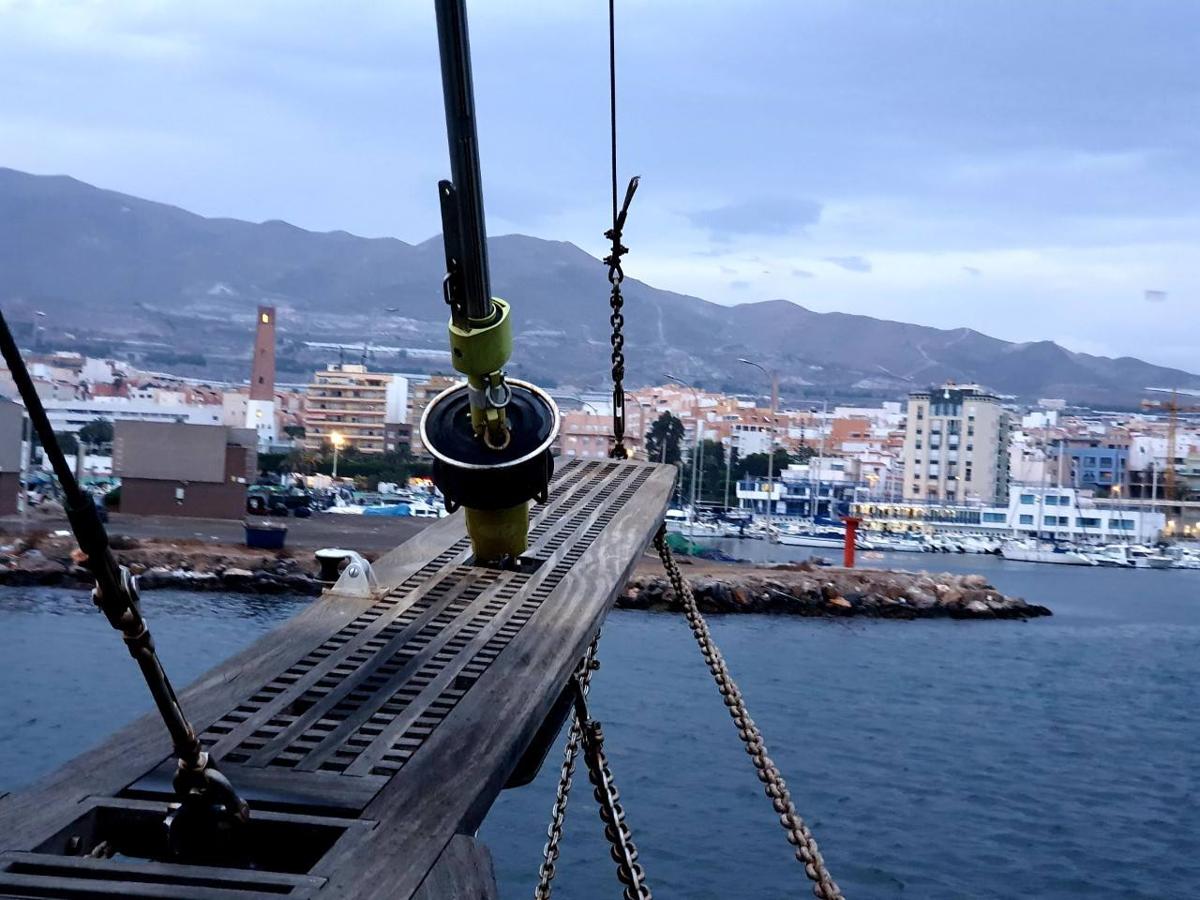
[729,280,752,290]
[1,0,1197,369]
[824,255,872,273]
[686,197,822,240]
[962,265,982,276]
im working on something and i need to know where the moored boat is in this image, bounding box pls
[1000,539,1096,566]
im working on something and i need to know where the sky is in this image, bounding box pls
[2,0,1197,370]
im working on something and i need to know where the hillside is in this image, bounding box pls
[1,166,1195,405]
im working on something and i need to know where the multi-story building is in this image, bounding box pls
[551,404,641,460]
[408,375,461,457]
[902,383,1010,504]
[384,422,413,455]
[1049,440,1128,491]
[736,458,864,519]
[303,364,408,455]
[38,396,226,434]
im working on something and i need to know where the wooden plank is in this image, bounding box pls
[0,508,466,854]
[0,851,325,896]
[128,760,385,815]
[411,835,499,900]
[313,461,674,898]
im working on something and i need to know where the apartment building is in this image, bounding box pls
[303,364,408,455]
[902,383,1010,504]
[408,375,461,457]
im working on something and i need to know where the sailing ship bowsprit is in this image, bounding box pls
[0,2,840,898]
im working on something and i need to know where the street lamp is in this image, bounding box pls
[665,373,701,525]
[330,431,345,480]
[739,358,777,534]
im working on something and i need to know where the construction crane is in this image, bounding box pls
[1141,387,1200,500]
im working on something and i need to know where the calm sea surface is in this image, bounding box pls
[1,548,1197,898]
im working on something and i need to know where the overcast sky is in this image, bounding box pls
[2,1,1196,370]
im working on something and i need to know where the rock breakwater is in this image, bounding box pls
[619,561,1051,619]
[0,531,325,595]
[1,531,1050,619]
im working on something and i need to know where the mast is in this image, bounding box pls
[435,0,494,328]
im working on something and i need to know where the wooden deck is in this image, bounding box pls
[0,458,674,899]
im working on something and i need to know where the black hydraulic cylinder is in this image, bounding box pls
[435,0,494,327]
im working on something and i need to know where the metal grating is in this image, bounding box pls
[146,459,650,805]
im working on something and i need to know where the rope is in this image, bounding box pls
[534,636,600,899]
[604,0,639,460]
[653,528,844,900]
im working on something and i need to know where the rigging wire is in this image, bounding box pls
[605,0,639,460]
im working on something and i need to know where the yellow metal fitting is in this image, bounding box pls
[464,503,529,563]
[448,298,512,377]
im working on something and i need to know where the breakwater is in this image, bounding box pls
[0,531,324,595]
[619,559,1051,619]
[0,532,1050,618]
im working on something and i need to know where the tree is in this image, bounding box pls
[55,432,78,455]
[735,447,794,481]
[78,419,114,446]
[644,412,684,465]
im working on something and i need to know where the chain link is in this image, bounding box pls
[653,528,845,900]
[604,177,638,460]
[534,636,601,899]
[578,708,652,900]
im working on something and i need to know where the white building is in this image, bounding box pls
[38,397,225,434]
[854,486,1165,543]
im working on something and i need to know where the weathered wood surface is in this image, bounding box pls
[411,835,499,900]
[0,459,674,898]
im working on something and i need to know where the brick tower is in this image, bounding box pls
[246,305,277,447]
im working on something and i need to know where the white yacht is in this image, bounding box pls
[1087,544,1173,569]
[1000,539,1096,566]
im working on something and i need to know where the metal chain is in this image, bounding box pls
[604,0,639,460]
[577,700,652,900]
[653,528,845,900]
[534,635,601,899]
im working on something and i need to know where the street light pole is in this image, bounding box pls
[739,358,776,534]
[665,373,700,528]
[724,441,732,509]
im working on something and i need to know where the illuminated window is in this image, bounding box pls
[260,312,271,324]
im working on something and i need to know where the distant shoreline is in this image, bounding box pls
[0,529,1050,620]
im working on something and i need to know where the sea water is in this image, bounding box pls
[0,555,1196,898]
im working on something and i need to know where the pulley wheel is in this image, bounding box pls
[420,379,559,511]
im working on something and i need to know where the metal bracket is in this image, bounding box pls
[329,551,379,598]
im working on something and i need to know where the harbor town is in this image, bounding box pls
[2,320,1198,571]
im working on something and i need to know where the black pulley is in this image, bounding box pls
[420,380,559,511]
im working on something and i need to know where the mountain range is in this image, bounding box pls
[1,166,1194,406]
